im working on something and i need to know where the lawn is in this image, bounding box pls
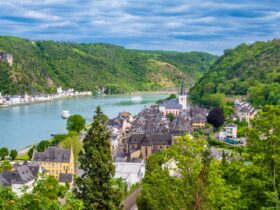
[16,153,29,160]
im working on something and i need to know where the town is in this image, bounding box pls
[0,86,92,107]
[0,80,259,201]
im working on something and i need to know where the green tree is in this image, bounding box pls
[166,113,176,122]
[0,186,17,209]
[207,107,225,130]
[10,150,17,160]
[75,107,121,209]
[27,146,34,159]
[245,105,280,208]
[59,135,82,161]
[0,160,12,172]
[0,147,9,160]
[51,134,68,146]
[63,193,84,210]
[137,135,240,210]
[16,175,67,210]
[37,140,50,152]
[67,114,86,133]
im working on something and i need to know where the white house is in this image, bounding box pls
[219,123,238,140]
[9,96,21,104]
[114,161,145,188]
[57,87,63,94]
[0,162,42,197]
[234,100,257,123]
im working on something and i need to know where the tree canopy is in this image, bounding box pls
[75,106,121,209]
[67,114,86,133]
[190,40,280,107]
[207,107,225,129]
[0,36,216,95]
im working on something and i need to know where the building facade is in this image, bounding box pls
[0,162,42,197]
[219,123,238,140]
[159,80,188,117]
[234,100,257,123]
[32,147,74,179]
[114,160,145,188]
[127,133,173,159]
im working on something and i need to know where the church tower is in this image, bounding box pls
[179,80,187,110]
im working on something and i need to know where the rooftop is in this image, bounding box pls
[114,162,144,180]
[58,173,73,183]
[128,133,172,146]
[32,146,71,162]
[160,98,182,110]
[0,162,40,185]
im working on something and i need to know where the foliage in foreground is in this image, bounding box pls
[138,105,280,210]
[75,106,121,209]
[0,175,83,210]
[137,136,240,210]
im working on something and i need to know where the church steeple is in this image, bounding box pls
[180,80,185,96]
[179,80,188,110]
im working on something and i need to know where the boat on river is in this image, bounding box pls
[61,110,70,119]
[131,96,143,103]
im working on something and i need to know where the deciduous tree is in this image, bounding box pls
[0,147,9,160]
[10,150,17,160]
[67,114,86,133]
[207,107,225,129]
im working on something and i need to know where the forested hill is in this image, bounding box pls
[190,39,280,107]
[0,36,217,95]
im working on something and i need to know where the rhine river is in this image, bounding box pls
[0,94,168,150]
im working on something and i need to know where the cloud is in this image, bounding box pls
[0,0,279,54]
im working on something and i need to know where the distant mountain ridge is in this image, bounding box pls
[190,39,280,107]
[0,36,217,95]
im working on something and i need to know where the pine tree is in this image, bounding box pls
[75,106,121,209]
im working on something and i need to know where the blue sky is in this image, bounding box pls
[0,0,279,54]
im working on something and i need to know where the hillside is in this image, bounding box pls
[135,50,218,81]
[190,39,280,107]
[0,36,217,95]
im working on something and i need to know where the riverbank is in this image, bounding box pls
[0,93,168,149]
[0,94,92,109]
[128,89,177,95]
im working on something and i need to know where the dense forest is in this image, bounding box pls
[0,36,217,95]
[190,39,280,107]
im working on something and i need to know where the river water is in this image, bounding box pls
[0,94,168,150]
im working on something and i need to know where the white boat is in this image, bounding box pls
[61,110,70,119]
[131,96,143,103]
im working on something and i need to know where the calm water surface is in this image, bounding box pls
[0,94,168,149]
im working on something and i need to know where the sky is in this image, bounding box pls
[0,0,279,54]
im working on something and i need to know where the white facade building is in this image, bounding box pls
[114,161,145,188]
[0,163,42,197]
[219,123,238,140]
[57,86,63,94]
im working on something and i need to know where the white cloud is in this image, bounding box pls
[0,0,279,53]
